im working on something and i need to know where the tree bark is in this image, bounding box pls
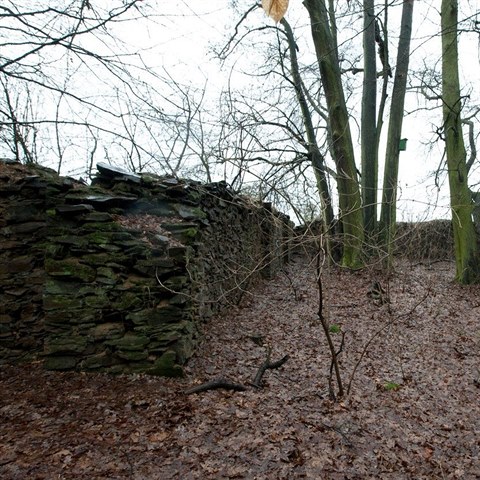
[303,0,364,268]
[379,0,414,262]
[281,18,335,236]
[361,0,378,237]
[441,0,480,283]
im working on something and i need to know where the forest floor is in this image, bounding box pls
[1,255,480,479]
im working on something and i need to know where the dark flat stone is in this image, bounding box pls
[65,194,137,210]
[96,162,141,183]
[56,204,95,215]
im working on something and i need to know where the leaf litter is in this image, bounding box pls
[0,256,479,479]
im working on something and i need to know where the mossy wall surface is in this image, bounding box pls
[0,161,292,376]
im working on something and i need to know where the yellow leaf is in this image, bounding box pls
[262,0,289,23]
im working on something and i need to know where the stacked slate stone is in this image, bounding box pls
[0,160,292,376]
[0,162,57,363]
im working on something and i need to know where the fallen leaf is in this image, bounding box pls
[148,431,169,442]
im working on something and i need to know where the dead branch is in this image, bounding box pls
[281,268,301,301]
[251,350,290,389]
[185,347,289,395]
[185,378,247,395]
[316,254,344,399]
[217,3,261,60]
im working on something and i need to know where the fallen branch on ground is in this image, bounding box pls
[185,378,247,395]
[185,348,289,395]
[251,350,290,389]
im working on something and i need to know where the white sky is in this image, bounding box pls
[4,1,479,223]
[141,1,480,222]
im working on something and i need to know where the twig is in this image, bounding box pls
[281,268,300,300]
[320,421,354,447]
[316,254,344,398]
[346,288,431,395]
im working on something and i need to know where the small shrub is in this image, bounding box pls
[383,381,400,391]
[329,324,341,334]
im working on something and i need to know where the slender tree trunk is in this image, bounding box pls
[441,0,480,283]
[281,18,335,235]
[379,0,414,261]
[303,0,364,268]
[361,0,378,237]
[327,0,338,58]
[375,5,391,159]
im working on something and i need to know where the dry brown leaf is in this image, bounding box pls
[262,0,289,23]
[1,260,479,479]
[148,431,169,442]
[422,446,434,460]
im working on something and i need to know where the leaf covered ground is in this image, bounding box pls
[1,256,479,479]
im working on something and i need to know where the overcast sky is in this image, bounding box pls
[43,0,480,221]
[7,1,478,222]
[141,2,479,221]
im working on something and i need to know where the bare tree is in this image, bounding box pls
[361,0,378,237]
[214,6,337,224]
[379,0,415,262]
[441,0,479,283]
[0,1,216,180]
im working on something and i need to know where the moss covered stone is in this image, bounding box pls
[111,291,144,310]
[116,349,148,361]
[44,279,83,295]
[125,309,152,326]
[154,305,187,324]
[134,257,177,276]
[146,350,184,377]
[70,313,98,325]
[147,321,194,347]
[173,204,207,220]
[106,333,149,351]
[161,223,199,243]
[45,258,96,282]
[96,267,118,284]
[126,306,184,327]
[0,256,34,274]
[84,294,109,309]
[55,235,88,247]
[44,244,66,258]
[84,231,115,245]
[82,252,129,266]
[81,351,117,369]
[91,323,125,341]
[83,212,113,223]
[44,335,88,355]
[148,329,181,346]
[44,355,78,370]
[43,294,83,310]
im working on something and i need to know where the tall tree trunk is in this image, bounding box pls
[303,0,364,268]
[441,0,480,283]
[375,5,391,164]
[281,18,335,236]
[379,0,414,261]
[361,0,378,237]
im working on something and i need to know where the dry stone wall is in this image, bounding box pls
[0,161,292,376]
